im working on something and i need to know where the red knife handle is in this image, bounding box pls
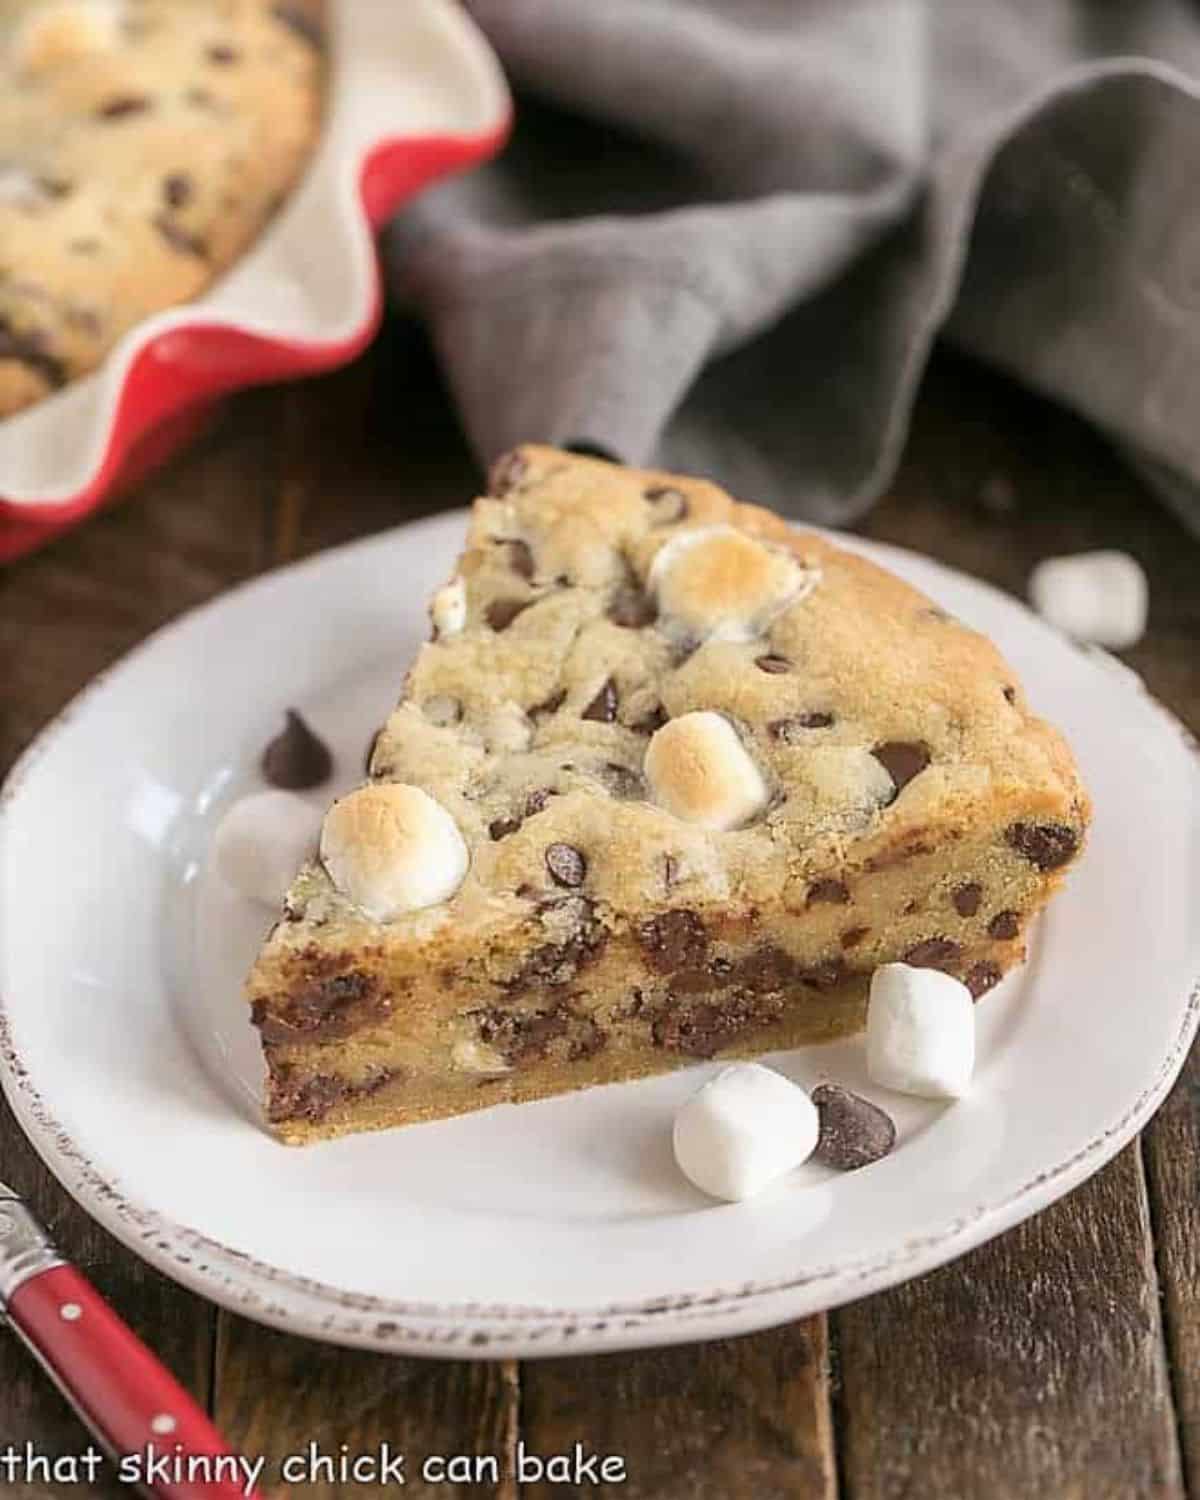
[8,1264,259,1499]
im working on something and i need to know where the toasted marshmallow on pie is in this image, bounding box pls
[430,576,467,638]
[650,525,819,642]
[321,783,468,920]
[645,711,768,830]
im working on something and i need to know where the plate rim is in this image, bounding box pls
[2,520,1198,1356]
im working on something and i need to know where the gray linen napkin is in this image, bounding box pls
[390,0,1200,534]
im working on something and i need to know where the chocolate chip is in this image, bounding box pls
[529,688,566,722]
[812,1084,897,1171]
[486,598,531,632]
[163,173,192,209]
[644,485,689,524]
[966,961,1002,999]
[207,43,239,64]
[1006,822,1079,871]
[769,713,834,743]
[504,539,535,579]
[631,702,668,735]
[807,879,850,906]
[755,654,791,674]
[638,910,708,973]
[1003,685,1017,705]
[261,709,333,789]
[988,909,1020,940]
[903,937,961,970]
[271,3,325,47]
[97,96,151,120]
[840,925,871,949]
[545,842,586,887]
[581,678,618,723]
[489,817,520,842]
[487,449,528,496]
[422,695,462,727]
[608,586,657,628]
[524,787,556,818]
[0,317,65,389]
[153,215,208,258]
[873,740,931,800]
[798,958,845,991]
[953,882,982,917]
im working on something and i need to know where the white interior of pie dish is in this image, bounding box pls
[0,0,509,508]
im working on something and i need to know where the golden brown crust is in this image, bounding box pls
[247,445,1091,1141]
[0,0,324,416]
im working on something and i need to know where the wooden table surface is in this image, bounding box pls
[1,329,1198,1500]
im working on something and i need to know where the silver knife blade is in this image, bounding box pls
[0,1183,64,1308]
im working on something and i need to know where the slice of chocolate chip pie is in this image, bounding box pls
[246,445,1091,1144]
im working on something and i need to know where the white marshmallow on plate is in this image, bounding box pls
[1028,550,1147,649]
[672,1063,820,1202]
[866,963,975,1100]
[212,790,322,909]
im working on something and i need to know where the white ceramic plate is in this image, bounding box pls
[2,516,1198,1358]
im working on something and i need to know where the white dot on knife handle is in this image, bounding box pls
[60,1302,82,1321]
[151,1414,177,1435]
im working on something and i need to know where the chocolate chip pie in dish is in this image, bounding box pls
[0,0,324,416]
[246,445,1091,1144]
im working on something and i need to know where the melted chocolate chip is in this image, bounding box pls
[903,937,961,970]
[953,882,982,917]
[261,709,333,789]
[966,961,1003,998]
[489,816,520,842]
[873,740,931,800]
[581,677,618,723]
[154,215,209,258]
[807,879,850,906]
[1003,685,1017,705]
[505,539,535,579]
[529,688,566,722]
[1006,822,1079,871]
[0,317,65,389]
[545,842,587,887]
[97,95,151,119]
[608,586,657,629]
[631,702,668,734]
[812,1084,897,1171]
[769,713,834,743]
[163,173,192,209]
[271,3,326,46]
[487,448,528,496]
[988,909,1021,940]
[755,653,791,674]
[638,910,708,973]
[504,897,606,992]
[252,968,385,1043]
[524,787,556,817]
[267,1064,396,1124]
[486,597,531,632]
[644,485,689,524]
[840,925,871,949]
[651,993,782,1059]
[207,42,239,64]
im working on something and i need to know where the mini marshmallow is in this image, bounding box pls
[644,711,768,830]
[1028,550,1147,650]
[673,1063,820,1202]
[430,576,467,638]
[212,790,321,909]
[650,525,818,642]
[320,783,468,920]
[866,963,975,1100]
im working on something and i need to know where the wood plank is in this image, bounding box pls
[834,1146,1184,1500]
[213,1316,518,1499]
[1143,1045,1200,1497]
[519,1318,836,1500]
[0,395,274,1491]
